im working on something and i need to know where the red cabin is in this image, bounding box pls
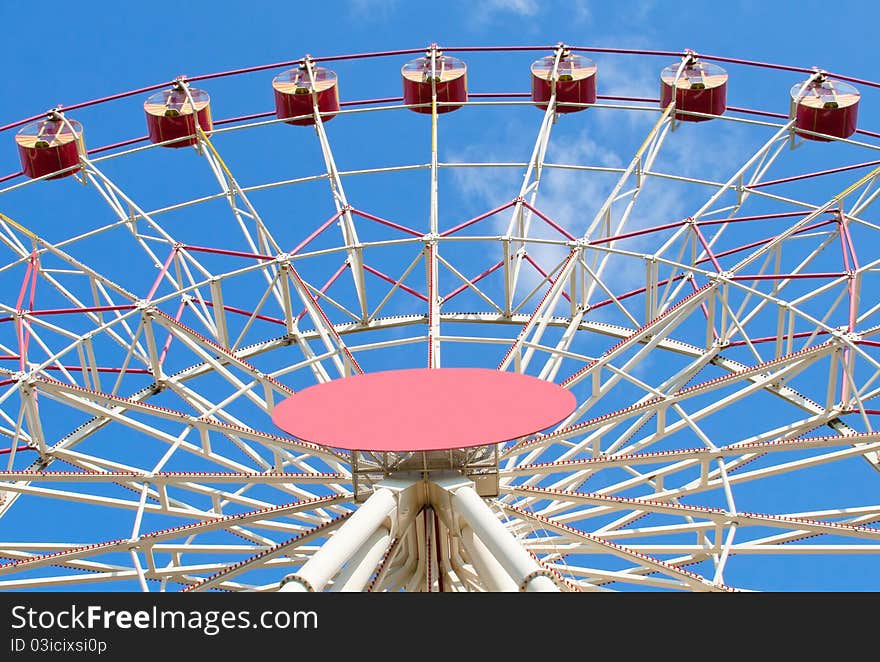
[273,66,340,126]
[660,60,728,122]
[791,77,859,141]
[401,54,467,114]
[16,117,83,180]
[531,53,597,113]
[144,86,212,148]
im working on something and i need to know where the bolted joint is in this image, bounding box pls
[19,375,40,391]
[135,299,155,313]
[554,42,570,56]
[279,573,316,592]
[810,67,828,82]
[713,270,734,282]
[518,568,559,592]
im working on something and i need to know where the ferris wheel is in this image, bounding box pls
[0,43,879,593]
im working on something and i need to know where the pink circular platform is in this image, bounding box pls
[271,368,576,452]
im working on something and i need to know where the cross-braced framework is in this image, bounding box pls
[1,44,880,592]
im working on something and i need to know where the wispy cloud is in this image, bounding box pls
[444,23,756,322]
[466,0,593,29]
[481,0,540,18]
[346,0,400,22]
[446,97,745,320]
[449,117,664,310]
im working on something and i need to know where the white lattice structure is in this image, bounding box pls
[0,44,879,592]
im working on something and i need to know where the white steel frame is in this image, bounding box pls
[0,46,879,592]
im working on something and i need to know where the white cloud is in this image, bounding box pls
[481,0,540,18]
[346,0,399,21]
[467,0,594,28]
[449,119,661,308]
[572,2,593,25]
[444,40,764,323]
[446,102,732,320]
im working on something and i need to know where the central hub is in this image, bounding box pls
[272,368,576,498]
[272,367,576,452]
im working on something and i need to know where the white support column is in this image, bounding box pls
[380,527,420,592]
[279,477,420,592]
[458,526,518,592]
[329,526,392,592]
[427,45,442,368]
[505,44,565,300]
[433,477,559,592]
[279,487,396,592]
[303,57,369,322]
[451,485,558,592]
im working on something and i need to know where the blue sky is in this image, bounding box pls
[0,0,877,124]
[1,1,879,592]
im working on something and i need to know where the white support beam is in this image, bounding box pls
[279,478,419,592]
[432,476,559,592]
[458,525,518,592]
[330,527,393,592]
